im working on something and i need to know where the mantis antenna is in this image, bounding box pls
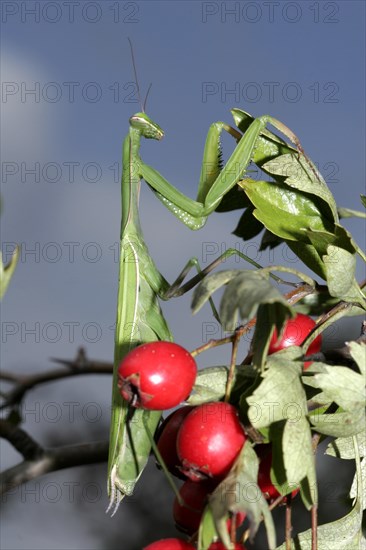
[127,37,152,113]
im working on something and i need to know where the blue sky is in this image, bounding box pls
[1,1,365,548]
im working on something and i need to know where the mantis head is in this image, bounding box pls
[129,112,164,140]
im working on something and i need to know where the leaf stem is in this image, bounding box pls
[142,411,182,504]
[311,505,318,550]
[224,328,241,403]
[285,494,292,550]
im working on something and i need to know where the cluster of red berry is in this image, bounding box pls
[117,314,321,549]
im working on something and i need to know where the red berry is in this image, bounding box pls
[156,407,194,479]
[208,543,247,549]
[268,313,322,369]
[173,479,214,534]
[173,480,246,535]
[118,341,197,410]
[143,539,195,550]
[256,444,299,501]
[177,402,246,481]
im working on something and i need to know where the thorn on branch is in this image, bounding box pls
[50,346,88,371]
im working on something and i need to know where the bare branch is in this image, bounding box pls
[1,438,109,495]
[0,420,44,460]
[0,347,113,410]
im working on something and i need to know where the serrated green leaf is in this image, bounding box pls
[306,223,356,255]
[299,476,317,510]
[308,366,365,412]
[323,245,356,297]
[191,270,239,315]
[0,247,19,299]
[309,408,365,438]
[360,195,366,209]
[295,291,342,316]
[282,416,315,485]
[269,418,317,506]
[262,152,338,222]
[277,435,364,548]
[210,443,276,549]
[304,225,365,304]
[350,457,366,505]
[241,179,333,242]
[326,432,366,459]
[247,360,306,428]
[188,366,228,405]
[219,270,291,332]
[287,240,327,280]
[348,341,366,375]
[275,502,363,549]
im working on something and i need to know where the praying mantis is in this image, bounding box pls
[107,47,310,513]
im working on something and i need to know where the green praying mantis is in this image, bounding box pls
[107,46,312,513]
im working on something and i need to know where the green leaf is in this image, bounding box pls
[191,270,239,316]
[210,443,276,549]
[270,419,317,506]
[0,246,19,299]
[197,506,218,550]
[262,153,338,222]
[306,223,357,255]
[360,195,366,208]
[275,503,364,549]
[306,366,365,412]
[247,359,306,428]
[219,270,292,332]
[287,240,328,280]
[282,416,315,486]
[309,408,365,438]
[348,341,366,376]
[350,457,366,504]
[277,435,364,548]
[326,432,366,459]
[294,291,343,316]
[188,367,228,405]
[323,245,357,298]
[241,179,333,242]
[299,476,317,511]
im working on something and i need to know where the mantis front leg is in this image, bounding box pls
[140,114,304,229]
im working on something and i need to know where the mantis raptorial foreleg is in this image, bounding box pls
[108,104,306,512]
[138,113,304,229]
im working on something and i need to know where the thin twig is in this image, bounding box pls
[0,420,44,460]
[0,436,109,495]
[224,328,241,402]
[311,504,318,550]
[0,348,113,410]
[285,494,292,550]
